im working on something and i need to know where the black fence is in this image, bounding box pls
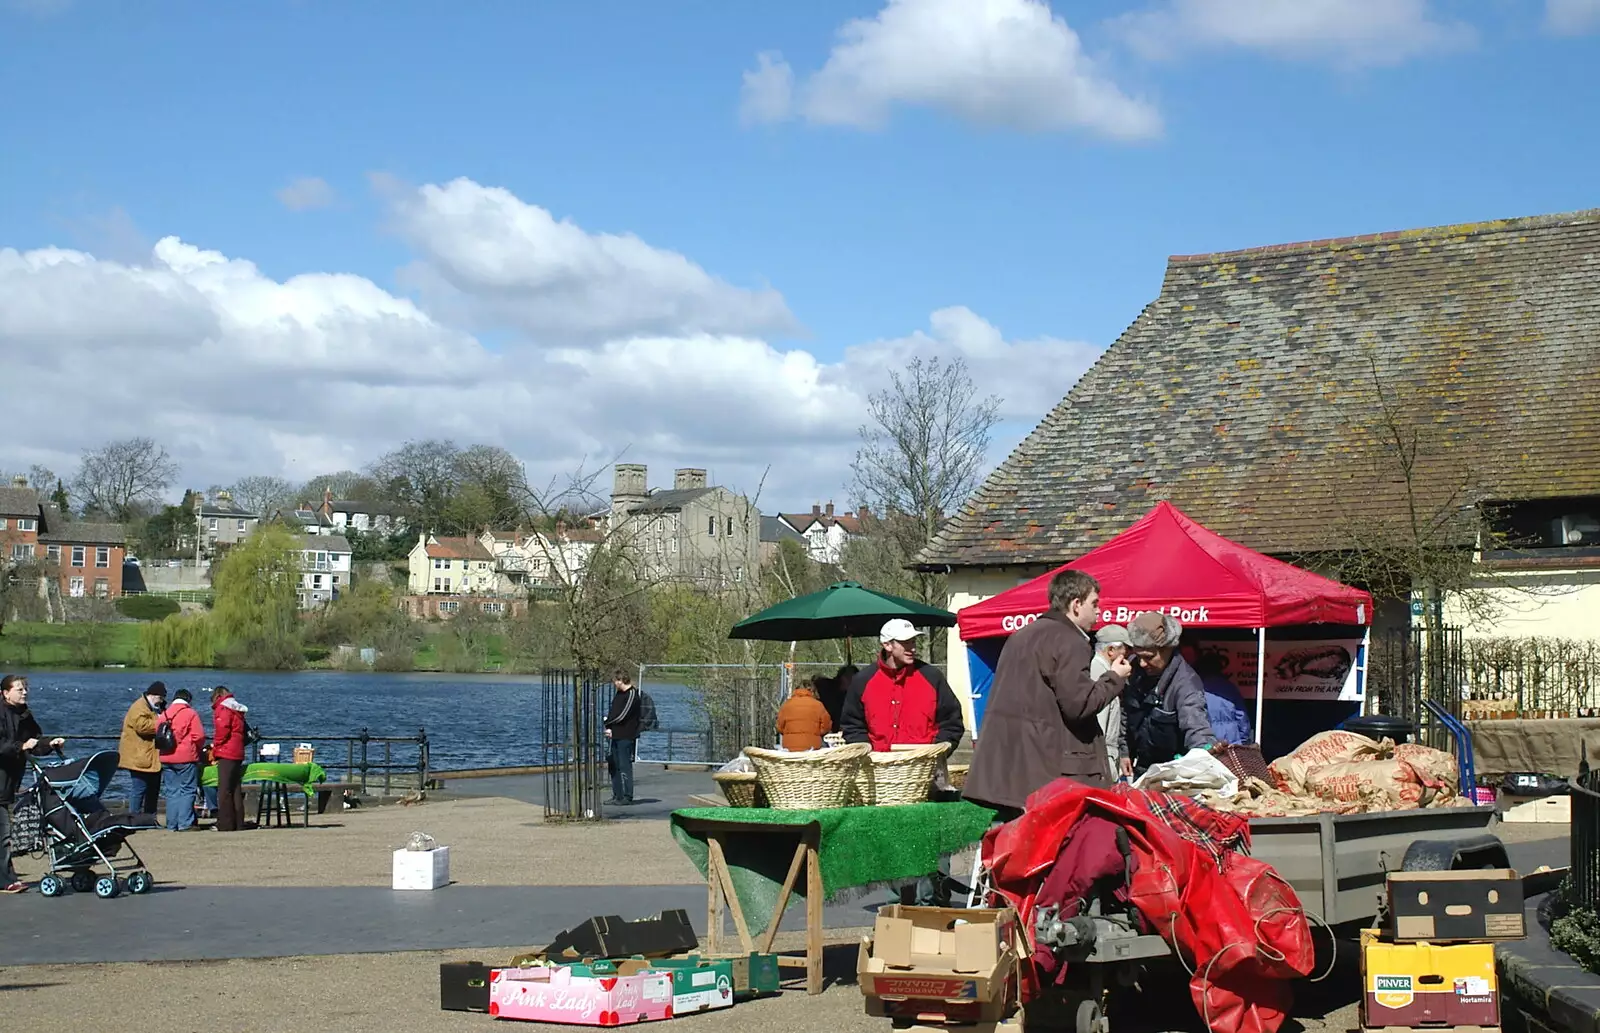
[52,730,429,796]
[541,668,608,822]
[1573,754,1600,910]
[693,674,783,765]
[1367,626,1465,751]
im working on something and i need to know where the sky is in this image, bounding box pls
[2,0,1598,513]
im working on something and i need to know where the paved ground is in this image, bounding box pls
[0,762,1576,1033]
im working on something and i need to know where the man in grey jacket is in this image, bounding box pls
[1116,611,1217,778]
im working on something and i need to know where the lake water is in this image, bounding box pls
[13,668,713,774]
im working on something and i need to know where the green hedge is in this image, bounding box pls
[116,595,182,621]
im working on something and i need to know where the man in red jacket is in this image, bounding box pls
[840,619,966,752]
[157,689,208,831]
[210,686,249,832]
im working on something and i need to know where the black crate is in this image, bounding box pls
[439,961,493,1012]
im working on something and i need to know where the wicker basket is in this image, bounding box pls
[857,742,953,806]
[1210,742,1272,784]
[947,763,969,791]
[745,743,871,810]
[713,771,767,809]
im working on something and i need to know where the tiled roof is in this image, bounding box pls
[298,535,352,554]
[199,499,257,518]
[626,487,713,513]
[921,208,1600,568]
[0,486,39,517]
[761,515,804,544]
[426,536,494,561]
[331,499,406,517]
[782,510,867,535]
[40,522,127,546]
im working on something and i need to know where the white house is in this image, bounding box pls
[296,534,352,609]
[406,533,508,596]
[476,526,598,588]
[778,503,870,565]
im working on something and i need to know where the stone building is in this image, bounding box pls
[609,465,760,586]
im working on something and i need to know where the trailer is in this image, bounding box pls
[1250,804,1508,930]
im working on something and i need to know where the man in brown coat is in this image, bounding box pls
[963,570,1131,820]
[118,682,166,816]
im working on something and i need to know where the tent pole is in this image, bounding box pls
[1254,627,1267,745]
[1359,625,1372,717]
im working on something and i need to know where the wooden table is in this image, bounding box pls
[675,814,826,995]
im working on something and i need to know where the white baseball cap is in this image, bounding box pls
[879,618,924,644]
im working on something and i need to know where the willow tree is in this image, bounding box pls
[211,525,304,668]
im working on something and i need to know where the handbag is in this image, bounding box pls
[154,719,178,754]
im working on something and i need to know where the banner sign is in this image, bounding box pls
[1191,637,1365,702]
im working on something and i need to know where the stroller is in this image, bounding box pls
[13,750,160,899]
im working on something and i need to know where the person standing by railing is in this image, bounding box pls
[210,686,248,832]
[603,671,641,806]
[158,689,207,832]
[118,682,166,816]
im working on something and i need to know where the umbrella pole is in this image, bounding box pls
[845,636,852,664]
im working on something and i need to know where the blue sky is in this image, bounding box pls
[2,0,1598,507]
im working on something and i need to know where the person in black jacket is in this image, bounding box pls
[1,674,65,893]
[603,670,641,806]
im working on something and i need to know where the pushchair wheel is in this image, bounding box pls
[127,871,154,895]
[94,875,121,899]
[39,875,65,897]
[70,871,95,894]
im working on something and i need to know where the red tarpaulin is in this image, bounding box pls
[957,501,1373,641]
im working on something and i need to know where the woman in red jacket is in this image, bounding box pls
[210,686,249,832]
[157,689,208,831]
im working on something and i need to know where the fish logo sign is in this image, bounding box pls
[1373,975,1414,1009]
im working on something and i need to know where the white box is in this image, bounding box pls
[392,846,450,890]
[1501,795,1572,824]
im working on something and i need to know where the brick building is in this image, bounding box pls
[0,477,128,600]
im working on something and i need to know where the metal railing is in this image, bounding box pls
[541,668,607,821]
[52,729,429,797]
[1573,752,1600,910]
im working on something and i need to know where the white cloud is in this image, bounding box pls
[1114,0,1476,67]
[1546,0,1600,35]
[741,0,1161,140]
[0,182,1102,508]
[386,177,799,343]
[739,52,796,126]
[276,176,337,212]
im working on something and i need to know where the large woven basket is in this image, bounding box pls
[745,743,870,810]
[713,771,767,809]
[857,742,953,806]
[946,763,969,791]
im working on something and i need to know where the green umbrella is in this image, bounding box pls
[728,581,956,655]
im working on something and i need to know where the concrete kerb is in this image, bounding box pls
[1499,902,1600,1033]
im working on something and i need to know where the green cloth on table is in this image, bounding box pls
[670,801,994,936]
[201,761,328,792]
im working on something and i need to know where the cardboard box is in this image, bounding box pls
[439,961,492,1012]
[669,952,781,998]
[1361,928,1499,1030]
[636,956,736,1015]
[1502,795,1572,824]
[393,846,450,890]
[546,910,698,960]
[1387,870,1525,942]
[293,745,315,765]
[857,906,1019,1025]
[488,964,674,1025]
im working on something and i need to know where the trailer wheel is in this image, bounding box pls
[1401,835,1509,872]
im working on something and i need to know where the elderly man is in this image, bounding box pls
[1116,612,1217,778]
[1089,624,1130,776]
[963,570,1131,821]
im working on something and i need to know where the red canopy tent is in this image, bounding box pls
[957,502,1374,740]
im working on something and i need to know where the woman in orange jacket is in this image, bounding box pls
[775,678,833,751]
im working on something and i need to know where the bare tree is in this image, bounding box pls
[300,470,379,502]
[71,437,179,522]
[849,356,1000,611]
[230,475,297,517]
[27,465,56,491]
[369,439,463,530]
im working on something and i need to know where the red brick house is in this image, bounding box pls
[0,478,128,600]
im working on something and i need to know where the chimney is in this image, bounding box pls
[812,503,822,517]
[858,504,871,520]
[613,464,648,508]
[825,501,834,519]
[217,489,232,503]
[10,475,26,488]
[674,468,707,491]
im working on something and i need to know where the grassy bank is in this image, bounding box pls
[0,622,143,668]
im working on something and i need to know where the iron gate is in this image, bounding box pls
[541,668,608,821]
[1367,626,1465,750]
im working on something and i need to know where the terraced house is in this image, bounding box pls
[917,209,1600,722]
[0,477,128,603]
